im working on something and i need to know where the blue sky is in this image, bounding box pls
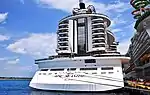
[0,0,135,77]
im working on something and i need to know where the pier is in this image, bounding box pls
[123,80,150,95]
[124,86,150,95]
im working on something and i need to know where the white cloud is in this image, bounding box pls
[0,57,18,61]
[7,33,57,58]
[0,34,10,41]
[112,28,122,33]
[118,39,131,54]
[36,0,79,12]
[0,13,8,23]
[7,58,20,64]
[125,22,136,32]
[36,0,130,14]
[110,14,127,28]
[105,0,131,13]
[0,57,19,66]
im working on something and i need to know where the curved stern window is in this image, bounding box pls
[101,67,113,70]
[40,69,48,71]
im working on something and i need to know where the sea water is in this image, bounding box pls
[0,80,133,95]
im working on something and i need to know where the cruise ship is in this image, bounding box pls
[29,0,130,92]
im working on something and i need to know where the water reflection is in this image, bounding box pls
[30,90,127,95]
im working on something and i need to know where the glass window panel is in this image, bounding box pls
[78,18,85,23]
[80,68,97,70]
[50,69,64,71]
[78,26,86,55]
[40,69,48,71]
[101,67,113,70]
[85,59,96,63]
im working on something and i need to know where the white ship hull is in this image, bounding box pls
[30,73,123,92]
[30,56,129,92]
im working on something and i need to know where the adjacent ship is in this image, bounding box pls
[29,0,130,92]
[125,0,150,80]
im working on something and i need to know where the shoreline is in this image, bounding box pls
[0,77,32,80]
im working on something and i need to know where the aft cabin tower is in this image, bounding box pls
[56,1,119,56]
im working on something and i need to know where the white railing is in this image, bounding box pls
[93,42,105,45]
[92,37,105,40]
[58,27,68,30]
[92,27,104,31]
[92,18,103,21]
[92,32,105,35]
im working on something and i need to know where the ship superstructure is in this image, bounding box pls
[29,0,130,92]
[56,0,118,56]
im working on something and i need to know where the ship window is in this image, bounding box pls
[59,47,68,50]
[59,43,68,46]
[93,44,105,48]
[92,72,97,74]
[85,59,96,63]
[101,72,106,74]
[48,73,52,75]
[50,69,64,71]
[93,30,104,33]
[92,20,103,24]
[92,25,104,28]
[108,72,113,74]
[92,40,105,43]
[80,68,97,70]
[92,35,105,38]
[43,73,46,75]
[101,67,113,70]
[59,34,68,37]
[40,69,48,71]
[67,68,76,71]
[92,16,98,19]
[59,38,68,41]
[78,18,85,23]
[59,25,68,28]
[78,23,85,26]
[77,26,86,55]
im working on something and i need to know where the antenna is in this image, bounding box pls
[79,0,85,9]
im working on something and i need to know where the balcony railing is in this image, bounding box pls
[92,23,104,26]
[92,44,105,48]
[58,41,68,44]
[58,31,68,34]
[92,27,104,31]
[92,18,103,21]
[92,32,105,35]
[58,36,68,39]
[59,23,68,26]
[58,27,68,30]
[92,37,105,40]
[92,42,105,45]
